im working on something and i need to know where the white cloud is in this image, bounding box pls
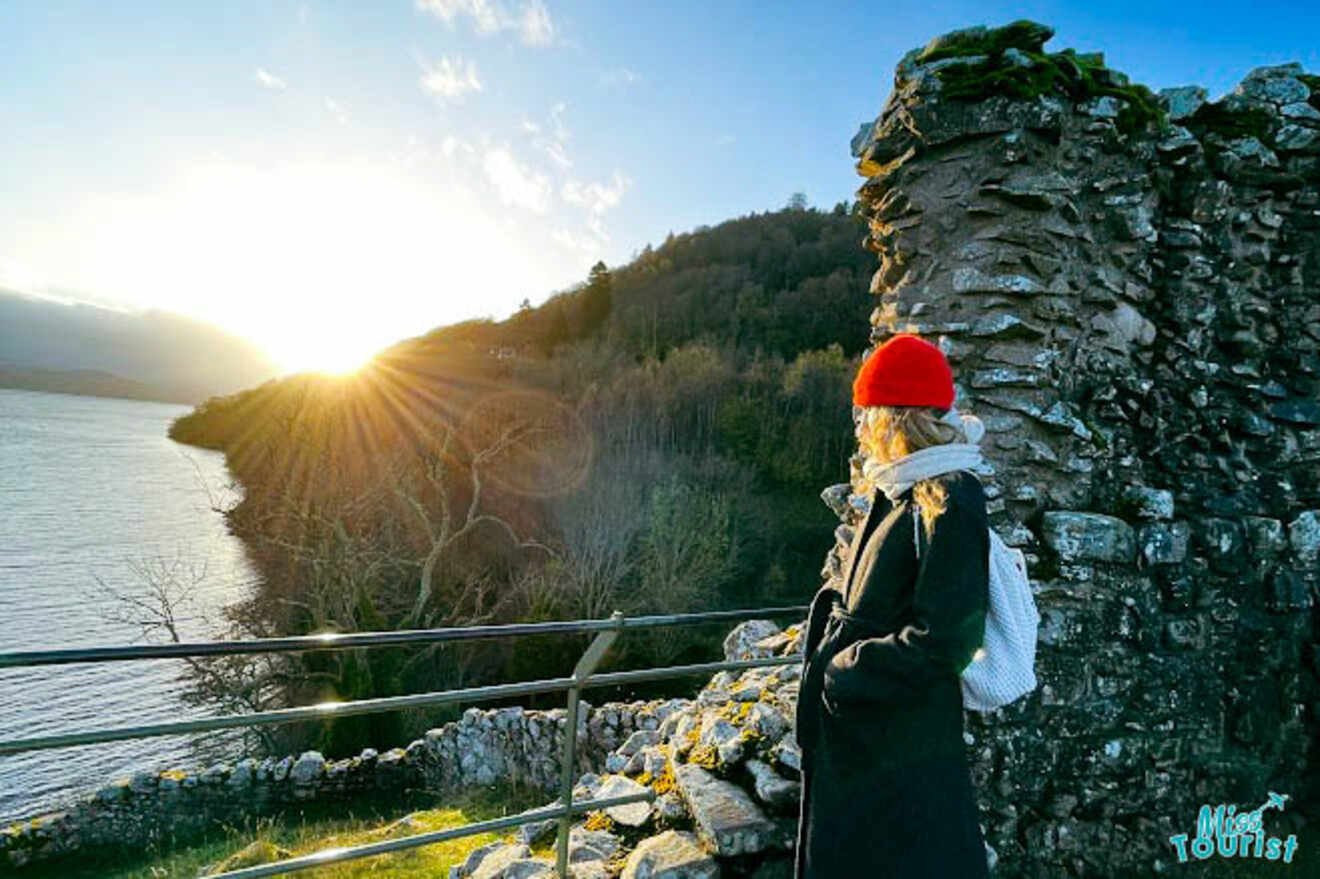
[598,67,640,87]
[522,101,571,168]
[254,68,287,90]
[441,135,475,159]
[540,141,571,170]
[518,0,554,45]
[483,146,551,213]
[420,56,482,101]
[558,171,629,249]
[324,97,349,124]
[561,171,629,217]
[416,0,555,46]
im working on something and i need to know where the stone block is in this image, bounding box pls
[1041,512,1136,563]
[673,763,776,857]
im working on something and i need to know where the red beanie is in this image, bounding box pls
[852,333,954,409]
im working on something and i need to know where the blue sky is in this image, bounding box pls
[3,1,1318,372]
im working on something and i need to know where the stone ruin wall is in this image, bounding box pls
[835,19,1320,877]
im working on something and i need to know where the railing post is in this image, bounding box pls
[554,610,623,878]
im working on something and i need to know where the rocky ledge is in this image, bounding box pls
[442,618,995,879]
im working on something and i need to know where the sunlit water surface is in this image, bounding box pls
[0,389,257,822]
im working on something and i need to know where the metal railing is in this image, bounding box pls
[0,605,807,878]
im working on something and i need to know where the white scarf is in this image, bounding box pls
[862,407,987,502]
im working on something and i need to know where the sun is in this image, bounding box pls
[276,332,377,376]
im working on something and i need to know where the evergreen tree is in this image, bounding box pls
[579,260,613,337]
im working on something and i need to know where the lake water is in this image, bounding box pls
[0,389,257,823]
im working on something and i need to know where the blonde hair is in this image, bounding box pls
[855,404,968,541]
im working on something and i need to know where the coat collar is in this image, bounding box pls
[841,485,910,597]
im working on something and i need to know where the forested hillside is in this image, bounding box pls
[167,202,872,757]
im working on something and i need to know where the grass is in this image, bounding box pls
[16,782,555,879]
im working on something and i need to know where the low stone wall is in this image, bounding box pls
[2,692,693,868]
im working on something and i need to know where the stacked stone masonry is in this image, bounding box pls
[846,16,1320,878]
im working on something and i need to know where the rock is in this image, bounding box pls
[850,119,876,158]
[1233,68,1310,105]
[744,759,800,810]
[698,716,744,766]
[657,791,688,820]
[952,266,1046,296]
[1224,135,1280,167]
[1080,95,1123,118]
[1243,517,1288,558]
[1268,568,1313,612]
[821,483,852,518]
[619,729,662,758]
[595,775,653,827]
[1281,100,1320,120]
[514,810,559,846]
[1270,399,1320,425]
[1158,85,1207,120]
[501,861,554,878]
[723,620,781,661]
[289,751,325,785]
[1287,511,1320,563]
[1120,485,1175,520]
[569,826,622,862]
[620,830,719,879]
[768,735,802,774]
[1191,517,1247,565]
[1137,521,1191,566]
[469,843,534,879]
[453,842,508,878]
[1276,124,1320,152]
[743,702,790,742]
[1157,125,1200,157]
[673,763,777,857]
[1041,512,1136,563]
[1090,302,1156,351]
[1035,401,1092,440]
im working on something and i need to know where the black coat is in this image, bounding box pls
[793,469,991,879]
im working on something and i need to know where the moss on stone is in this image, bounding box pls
[582,810,615,833]
[1186,100,1275,143]
[641,751,678,796]
[687,743,719,770]
[719,700,753,724]
[932,45,1169,137]
[918,19,1055,64]
[740,727,767,752]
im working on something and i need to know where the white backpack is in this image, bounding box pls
[912,503,1040,712]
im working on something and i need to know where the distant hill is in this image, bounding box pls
[0,289,280,404]
[0,366,184,404]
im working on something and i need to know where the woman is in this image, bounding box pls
[794,333,992,878]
